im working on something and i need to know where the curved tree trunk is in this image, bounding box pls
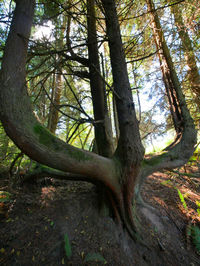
[0,0,117,189]
[133,0,197,199]
[0,0,197,240]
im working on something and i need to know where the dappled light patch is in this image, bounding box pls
[40,186,56,207]
[152,196,166,208]
[142,161,200,254]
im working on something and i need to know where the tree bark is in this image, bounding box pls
[133,0,197,200]
[101,0,146,238]
[48,17,67,134]
[87,0,114,157]
[0,0,118,191]
[171,3,200,106]
[146,0,183,139]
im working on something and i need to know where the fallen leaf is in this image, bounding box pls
[0,248,5,253]
[11,248,15,254]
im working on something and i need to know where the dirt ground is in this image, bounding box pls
[0,162,200,265]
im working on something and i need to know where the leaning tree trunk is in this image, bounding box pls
[146,0,186,147]
[132,0,197,196]
[171,3,200,107]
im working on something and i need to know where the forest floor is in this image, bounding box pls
[0,161,200,265]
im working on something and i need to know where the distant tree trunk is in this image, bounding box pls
[48,17,67,134]
[87,0,114,157]
[171,3,200,106]
[113,95,120,142]
[146,0,184,145]
[48,70,62,134]
[47,73,56,130]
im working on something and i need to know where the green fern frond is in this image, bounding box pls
[64,233,72,259]
[191,225,200,252]
[177,189,188,210]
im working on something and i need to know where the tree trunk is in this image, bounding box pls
[48,17,67,134]
[101,0,146,238]
[146,0,185,144]
[48,71,62,134]
[87,0,114,157]
[0,0,118,189]
[171,3,200,106]
[133,0,197,197]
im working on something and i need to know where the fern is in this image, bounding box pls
[191,225,200,253]
[64,233,72,259]
[177,189,188,210]
[196,201,200,216]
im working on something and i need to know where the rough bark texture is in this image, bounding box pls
[101,0,144,166]
[87,0,114,157]
[101,0,146,238]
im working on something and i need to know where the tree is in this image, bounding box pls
[0,0,197,240]
[170,1,200,107]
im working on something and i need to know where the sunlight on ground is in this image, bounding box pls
[148,170,200,224]
[40,186,56,207]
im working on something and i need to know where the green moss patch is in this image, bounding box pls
[142,153,167,167]
[33,124,60,150]
[34,124,92,162]
[67,147,92,162]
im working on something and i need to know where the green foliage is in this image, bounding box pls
[196,201,200,216]
[177,189,188,211]
[161,180,188,210]
[84,252,107,264]
[191,225,200,253]
[64,233,72,259]
[0,191,12,203]
[0,123,21,168]
[40,0,65,20]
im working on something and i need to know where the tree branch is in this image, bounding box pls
[0,0,119,192]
